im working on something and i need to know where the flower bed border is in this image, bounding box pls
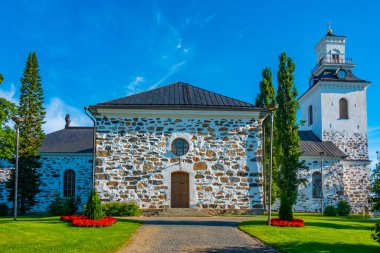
[267,218,305,227]
[60,215,117,227]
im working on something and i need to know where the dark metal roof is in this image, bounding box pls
[299,131,346,158]
[313,69,369,83]
[40,127,93,153]
[91,82,260,111]
[300,69,370,100]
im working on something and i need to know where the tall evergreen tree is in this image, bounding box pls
[255,68,278,205]
[18,52,46,156]
[0,74,17,159]
[6,52,45,214]
[275,52,305,221]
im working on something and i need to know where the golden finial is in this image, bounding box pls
[327,21,333,35]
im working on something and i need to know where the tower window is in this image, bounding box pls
[339,98,349,119]
[63,169,75,197]
[332,54,340,63]
[308,105,313,126]
[312,172,322,198]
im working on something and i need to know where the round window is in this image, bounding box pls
[171,138,189,156]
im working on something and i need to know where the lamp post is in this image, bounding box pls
[266,104,278,226]
[11,116,23,221]
[319,151,325,216]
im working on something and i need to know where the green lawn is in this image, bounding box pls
[239,213,379,253]
[0,216,140,253]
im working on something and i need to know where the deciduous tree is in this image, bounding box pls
[0,74,16,159]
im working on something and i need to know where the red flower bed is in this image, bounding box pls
[267,218,305,227]
[60,215,117,227]
[72,217,117,227]
[60,215,87,222]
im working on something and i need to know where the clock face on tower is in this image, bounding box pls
[337,69,347,79]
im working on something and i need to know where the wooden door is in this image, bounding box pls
[171,172,189,208]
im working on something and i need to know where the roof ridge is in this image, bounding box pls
[92,81,259,110]
[181,82,254,106]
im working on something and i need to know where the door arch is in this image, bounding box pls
[171,171,189,208]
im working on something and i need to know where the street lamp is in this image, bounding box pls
[11,116,23,221]
[266,104,278,226]
[319,151,325,216]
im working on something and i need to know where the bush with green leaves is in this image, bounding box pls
[337,200,351,216]
[372,223,380,244]
[324,205,337,216]
[102,202,141,217]
[47,196,81,216]
[0,203,9,216]
[84,189,103,220]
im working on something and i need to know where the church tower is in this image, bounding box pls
[299,25,371,161]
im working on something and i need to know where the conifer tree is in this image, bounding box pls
[0,74,17,159]
[275,52,305,221]
[255,68,279,205]
[18,52,46,156]
[84,189,104,220]
[6,52,45,214]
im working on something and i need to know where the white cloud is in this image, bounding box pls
[0,83,18,103]
[205,14,215,24]
[43,97,92,133]
[155,10,161,24]
[126,76,145,95]
[149,61,187,90]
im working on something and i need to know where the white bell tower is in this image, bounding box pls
[299,25,371,160]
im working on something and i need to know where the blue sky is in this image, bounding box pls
[0,0,379,165]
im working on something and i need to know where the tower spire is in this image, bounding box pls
[327,21,333,35]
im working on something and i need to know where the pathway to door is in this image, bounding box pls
[118,216,278,253]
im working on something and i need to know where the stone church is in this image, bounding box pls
[0,30,371,214]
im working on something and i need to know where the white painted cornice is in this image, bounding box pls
[91,108,265,119]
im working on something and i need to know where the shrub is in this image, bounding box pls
[324,205,337,216]
[84,189,103,220]
[371,223,380,244]
[47,196,81,216]
[102,202,141,217]
[0,203,9,216]
[66,196,81,215]
[337,200,352,216]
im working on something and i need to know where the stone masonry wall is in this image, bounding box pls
[323,130,368,160]
[0,156,92,213]
[95,116,263,210]
[343,161,370,213]
[294,158,345,212]
[294,158,370,213]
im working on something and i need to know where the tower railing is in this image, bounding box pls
[311,57,353,73]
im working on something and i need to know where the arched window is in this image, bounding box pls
[171,138,189,156]
[339,98,349,119]
[308,105,313,126]
[63,169,75,197]
[312,172,322,198]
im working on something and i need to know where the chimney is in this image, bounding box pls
[65,114,71,129]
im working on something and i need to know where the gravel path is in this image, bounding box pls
[118,216,278,253]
